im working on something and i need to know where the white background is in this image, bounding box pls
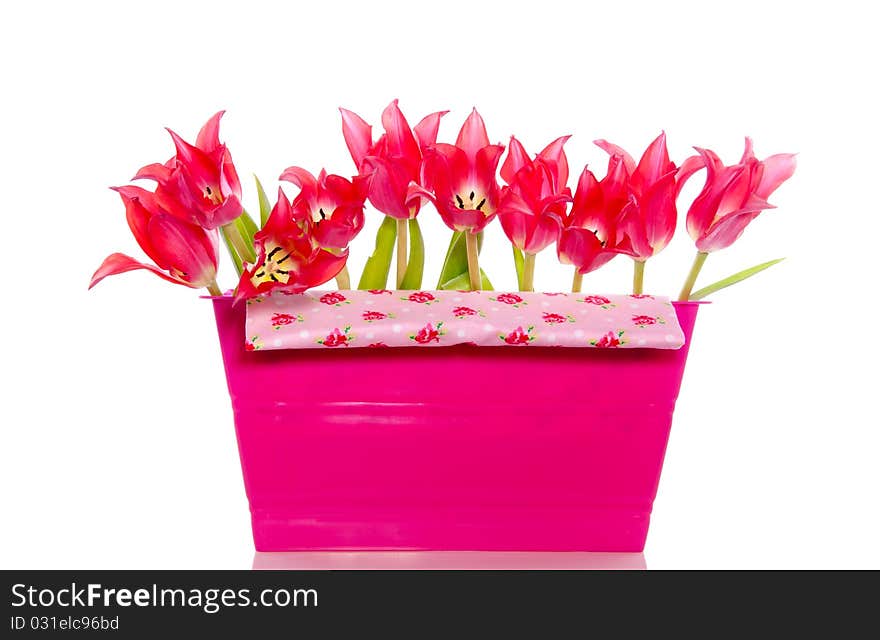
[1,0,877,569]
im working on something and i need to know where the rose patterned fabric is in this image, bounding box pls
[243,290,685,351]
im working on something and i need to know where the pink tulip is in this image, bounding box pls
[497,136,573,254]
[557,159,635,279]
[340,100,447,219]
[279,167,367,250]
[235,189,348,302]
[423,108,505,233]
[134,111,243,229]
[683,138,797,252]
[593,132,679,260]
[90,186,219,291]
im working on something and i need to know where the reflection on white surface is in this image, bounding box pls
[253,551,646,570]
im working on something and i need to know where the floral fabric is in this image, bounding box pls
[243,290,685,351]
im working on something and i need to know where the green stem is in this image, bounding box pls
[678,251,709,301]
[206,279,222,297]
[335,265,351,290]
[396,218,408,288]
[465,231,481,290]
[633,260,646,295]
[572,270,583,293]
[513,246,525,290]
[522,252,536,292]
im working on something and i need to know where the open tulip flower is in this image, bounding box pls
[279,167,367,251]
[421,109,504,290]
[235,188,348,303]
[592,133,681,293]
[90,186,220,294]
[424,109,505,234]
[497,136,573,290]
[133,111,243,230]
[557,160,636,292]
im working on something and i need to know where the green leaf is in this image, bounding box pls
[436,231,465,288]
[436,230,486,288]
[690,258,786,301]
[254,175,272,227]
[357,216,397,289]
[226,209,258,265]
[439,269,494,291]
[512,246,524,290]
[220,227,244,276]
[399,218,425,290]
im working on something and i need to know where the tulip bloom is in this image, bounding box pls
[235,189,348,302]
[134,111,243,230]
[593,132,680,293]
[683,138,797,253]
[676,138,796,300]
[340,99,446,220]
[497,136,573,290]
[424,109,505,233]
[557,159,635,292]
[279,167,367,251]
[90,186,220,293]
[422,109,504,290]
[340,100,446,287]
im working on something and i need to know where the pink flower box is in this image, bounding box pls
[212,294,702,552]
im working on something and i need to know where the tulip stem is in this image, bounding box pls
[335,265,351,290]
[206,280,222,297]
[465,231,481,290]
[522,252,536,292]
[572,270,583,293]
[633,260,646,295]
[396,218,408,288]
[678,251,709,301]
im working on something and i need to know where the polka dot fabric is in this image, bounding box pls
[243,290,685,350]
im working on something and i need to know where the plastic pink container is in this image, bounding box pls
[212,296,701,552]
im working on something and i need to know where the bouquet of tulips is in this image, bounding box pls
[90,101,796,302]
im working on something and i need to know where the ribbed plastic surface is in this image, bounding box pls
[212,297,701,552]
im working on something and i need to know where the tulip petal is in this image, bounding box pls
[638,171,678,256]
[196,110,226,153]
[456,108,490,161]
[132,161,174,184]
[675,154,705,197]
[497,190,531,249]
[755,153,797,200]
[362,156,412,219]
[538,135,571,188]
[89,252,191,289]
[413,110,448,150]
[594,139,636,174]
[500,136,531,185]
[147,215,218,287]
[569,166,602,229]
[339,107,373,169]
[633,131,673,193]
[279,166,318,192]
[381,99,420,166]
[697,194,775,252]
